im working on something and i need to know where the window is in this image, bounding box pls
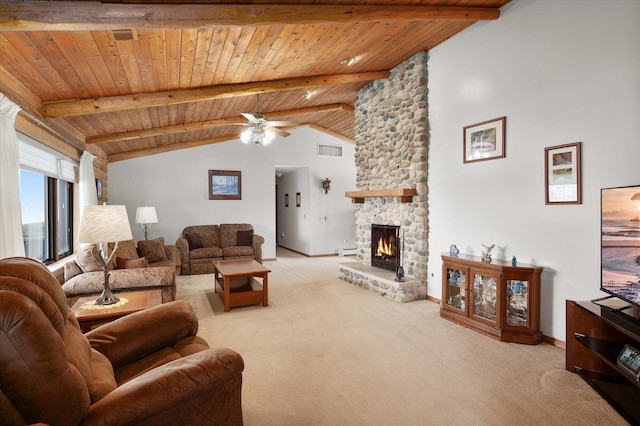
[20,169,74,263]
[18,132,76,264]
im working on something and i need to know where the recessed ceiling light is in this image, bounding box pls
[303,91,313,99]
[340,57,356,66]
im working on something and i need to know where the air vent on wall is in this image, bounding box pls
[318,144,342,157]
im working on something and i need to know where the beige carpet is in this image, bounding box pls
[176,249,627,426]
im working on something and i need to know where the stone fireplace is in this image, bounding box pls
[339,51,428,303]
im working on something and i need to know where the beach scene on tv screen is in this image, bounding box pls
[602,186,640,303]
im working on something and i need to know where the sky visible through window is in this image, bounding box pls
[20,169,45,225]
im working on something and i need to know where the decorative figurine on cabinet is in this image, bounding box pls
[512,256,517,266]
[481,244,494,263]
[449,244,459,257]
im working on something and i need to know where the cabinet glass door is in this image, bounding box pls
[506,279,529,327]
[445,267,466,312]
[472,272,498,324]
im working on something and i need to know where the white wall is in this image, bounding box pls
[427,0,640,341]
[108,126,356,259]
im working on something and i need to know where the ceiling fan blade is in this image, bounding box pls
[268,127,291,137]
[241,112,259,123]
[268,121,298,127]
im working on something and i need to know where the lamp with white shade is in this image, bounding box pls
[78,204,133,305]
[135,206,158,240]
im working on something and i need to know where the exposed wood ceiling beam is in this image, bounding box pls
[86,104,354,144]
[0,3,501,31]
[0,64,43,118]
[42,72,388,118]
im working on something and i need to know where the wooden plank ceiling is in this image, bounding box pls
[0,1,510,162]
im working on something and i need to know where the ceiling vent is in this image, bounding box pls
[318,144,343,157]
[110,30,138,42]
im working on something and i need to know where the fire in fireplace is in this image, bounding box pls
[371,224,400,272]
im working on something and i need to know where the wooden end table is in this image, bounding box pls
[70,289,163,333]
[213,258,271,312]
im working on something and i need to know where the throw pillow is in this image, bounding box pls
[116,256,148,269]
[115,239,140,259]
[76,245,103,273]
[185,232,204,249]
[236,230,253,246]
[137,237,168,263]
[108,239,138,269]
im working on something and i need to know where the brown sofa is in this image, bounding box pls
[176,223,264,275]
[0,257,244,426]
[63,238,178,303]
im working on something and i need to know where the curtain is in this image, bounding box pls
[78,151,98,249]
[0,94,25,258]
[79,150,98,210]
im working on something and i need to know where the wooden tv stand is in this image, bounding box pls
[566,299,640,424]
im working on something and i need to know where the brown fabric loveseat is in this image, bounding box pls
[63,238,177,303]
[176,223,264,275]
[0,257,244,426]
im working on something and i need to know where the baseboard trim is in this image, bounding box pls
[278,246,309,257]
[426,295,440,304]
[426,294,566,349]
[277,246,340,258]
[543,335,565,349]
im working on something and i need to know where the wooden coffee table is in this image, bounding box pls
[70,289,162,332]
[213,258,271,312]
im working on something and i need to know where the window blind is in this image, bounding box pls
[18,132,76,182]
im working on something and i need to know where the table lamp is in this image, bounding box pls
[135,206,158,240]
[78,204,133,305]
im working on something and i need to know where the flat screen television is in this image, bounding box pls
[601,184,640,307]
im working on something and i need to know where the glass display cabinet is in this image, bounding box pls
[472,271,499,327]
[441,253,543,344]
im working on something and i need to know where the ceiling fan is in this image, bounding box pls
[238,95,298,145]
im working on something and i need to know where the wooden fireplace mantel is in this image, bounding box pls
[344,188,417,204]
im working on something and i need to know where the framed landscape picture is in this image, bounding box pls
[463,116,506,163]
[545,142,582,204]
[209,170,241,200]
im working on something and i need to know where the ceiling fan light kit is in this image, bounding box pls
[239,94,297,145]
[241,127,276,145]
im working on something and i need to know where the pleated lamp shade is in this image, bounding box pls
[135,206,158,224]
[78,205,133,244]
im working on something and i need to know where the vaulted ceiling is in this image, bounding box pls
[0,1,510,162]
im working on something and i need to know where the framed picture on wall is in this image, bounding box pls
[285,193,289,207]
[463,116,506,163]
[296,192,301,207]
[95,178,103,199]
[209,170,241,200]
[545,142,582,204]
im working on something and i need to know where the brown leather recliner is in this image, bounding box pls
[0,257,244,426]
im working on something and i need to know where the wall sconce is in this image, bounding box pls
[322,178,331,194]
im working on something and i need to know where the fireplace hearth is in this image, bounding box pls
[371,224,400,272]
